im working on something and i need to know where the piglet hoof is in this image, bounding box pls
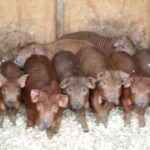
[0,122,3,128]
[46,131,54,139]
[83,128,89,133]
[0,118,4,128]
[10,116,16,126]
[124,115,131,126]
[97,116,108,128]
[138,116,145,127]
[124,119,130,126]
[27,119,34,128]
[104,121,108,128]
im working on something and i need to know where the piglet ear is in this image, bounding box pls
[85,77,96,89]
[123,77,132,88]
[30,89,43,103]
[57,94,69,108]
[60,77,73,89]
[97,71,105,81]
[118,70,130,82]
[18,74,29,88]
[0,102,5,110]
[114,38,125,48]
[0,73,7,87]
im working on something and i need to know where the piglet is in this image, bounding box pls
[52,51,96,132]
[110,51,150,127]
[14,39,94,68]
[121,74,150,127]
[22,55,68,138]
[77,47,130,127]
[0,60,28,127]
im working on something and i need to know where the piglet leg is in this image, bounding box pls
[137,106,146,127]
[98,102,114,128]
[76,107,89,132]
[55,117,63,134]
[26,109,35,127]
[90,90,103,125]
[122,98,131,126]
[0,109,5,128]
[9,107,18,125]
[46,121,59,138]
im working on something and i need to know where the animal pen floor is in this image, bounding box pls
[0,105,150,150]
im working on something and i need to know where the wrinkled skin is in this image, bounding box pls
[134,50,150,76]
[14,39,94,68]
[0,60,28,127]
[60,31,136,56]
[52,51,96,132]
[121,75,150,127]
[22,55,68,138]
[77,47,130,127]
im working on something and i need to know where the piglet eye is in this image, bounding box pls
[66,88,72,93]
[82,88,88,94]
[2,87,7,94]
[52,106,58,113]
[99,81,106,87]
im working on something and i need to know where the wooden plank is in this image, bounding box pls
[63,0,150,49]
[18,0,56,44]
[56,0,64,38]
[0,0,19,60]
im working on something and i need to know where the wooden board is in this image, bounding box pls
[0,0,56,60]
[63,0,150,49]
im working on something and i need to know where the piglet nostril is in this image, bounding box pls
[109,94,117,100]
[42,118,51,128]
[7,99,16,107]
[72,101,82,109]
[108,94,119,105]
[137,98,147,107]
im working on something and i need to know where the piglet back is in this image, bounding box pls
[1,60,21,79]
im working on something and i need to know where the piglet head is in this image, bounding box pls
[124,76,150,107]
[0,73,28,108]
[96,70,130,105]
[31,89,68,129]
[114,37,136,55]
[14,43,38,68]
[60,76,96,110]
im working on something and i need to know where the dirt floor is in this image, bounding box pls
[0,106,150,150]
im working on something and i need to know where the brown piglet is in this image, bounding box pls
[121,75,150,127]
[14,39,94,68]
[52,51,96,132]
[0,60,28,127]
[22,55,68,138]
[59,31,136,56]
[110,51,150,127]
[77,47,130,127]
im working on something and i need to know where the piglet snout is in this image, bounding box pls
[6,99,16,107]
[137,97,147,107]
[41,118,51,129]
[108,94,119,105]
[72,101,82,110]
